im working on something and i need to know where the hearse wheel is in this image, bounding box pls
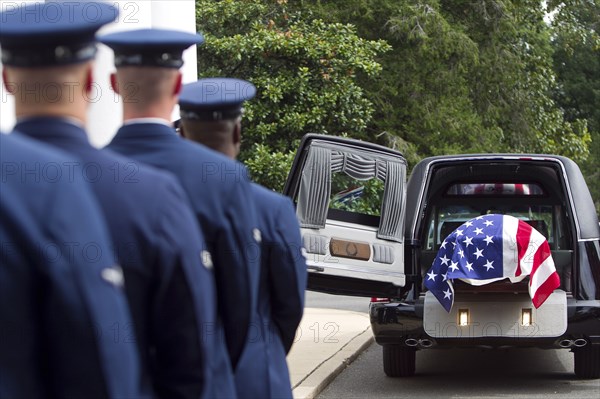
[574,344,600,379]
[382,345,416,377]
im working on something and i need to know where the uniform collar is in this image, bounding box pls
[14,116,90,146]
[115,120,179,140]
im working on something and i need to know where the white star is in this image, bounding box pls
[483,260,494,271]
[474,227,484,235]
[442,273,448,281]
[465,262,474,272]
[455,229,464,237]
[443,288,453,299]
[475,215,485,220]
[449,261,459,272]
[440,240,448,249]
[427,270,437,281]
[439,255,450,266]
[473,248,484,259]
[463,236,473,247]
[458,249,465,258]
[464,220,473,227]
[483,235,494,245]
[484,220,494,227]
[452,242,457,248]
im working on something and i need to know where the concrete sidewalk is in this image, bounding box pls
[287,308,374,399]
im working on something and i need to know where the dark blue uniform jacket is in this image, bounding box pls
[0,132,144,398]
[234,183,307,399]
[15,118,223,399]
[107,122,260,375]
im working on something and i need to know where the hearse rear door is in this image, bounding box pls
[283,134,409,298]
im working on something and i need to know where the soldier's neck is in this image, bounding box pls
[122,104,173,123]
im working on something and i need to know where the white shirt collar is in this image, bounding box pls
[123,117,172,127]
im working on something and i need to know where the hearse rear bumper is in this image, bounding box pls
[370,297,600,349]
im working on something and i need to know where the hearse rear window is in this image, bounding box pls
[295,142,406,242]
[328,174,384,225]
[446,183,545,196]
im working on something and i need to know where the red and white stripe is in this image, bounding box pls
[502,216,561,308]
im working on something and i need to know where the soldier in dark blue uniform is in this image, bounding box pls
[0,3,221,398]
[100,30,262,396]
[178,78,308,399]
[0,132,144,398]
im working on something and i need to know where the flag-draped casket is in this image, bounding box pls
[424,214,561,312]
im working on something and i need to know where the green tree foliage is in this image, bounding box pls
[302,0,590,163]
[304,0,499,162]
[195,0,390,190]
[329,174,384,216]
[550,0,600,212]
[195,0,594,198]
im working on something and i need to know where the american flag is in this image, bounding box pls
[331,186,364,204]
[424,214,560,312]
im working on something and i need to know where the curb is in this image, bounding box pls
[292,326,374,399]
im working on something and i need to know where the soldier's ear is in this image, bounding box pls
[1,69,15,94]
[232,119,242,146]
[232,119,242,158]
[173,72,183,96]
[110,72,119,94]
[84,63,94,94]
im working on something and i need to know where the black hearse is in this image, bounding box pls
[284,134,600,379]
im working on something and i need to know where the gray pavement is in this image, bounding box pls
[287,308,373,399]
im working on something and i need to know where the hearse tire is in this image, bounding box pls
[574,345,600,379]
[383,345,416,377]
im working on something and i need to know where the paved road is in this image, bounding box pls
[318,341,600,399]
[305,291,370,313]
[305,293,599,398]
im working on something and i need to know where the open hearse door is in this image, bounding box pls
[283,134,411,298]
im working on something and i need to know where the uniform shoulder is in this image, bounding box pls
[1,133,110,234]
[2,132,73,164]
[101,146,181,187]
[250,182,291,205]
[1,133,84,201]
